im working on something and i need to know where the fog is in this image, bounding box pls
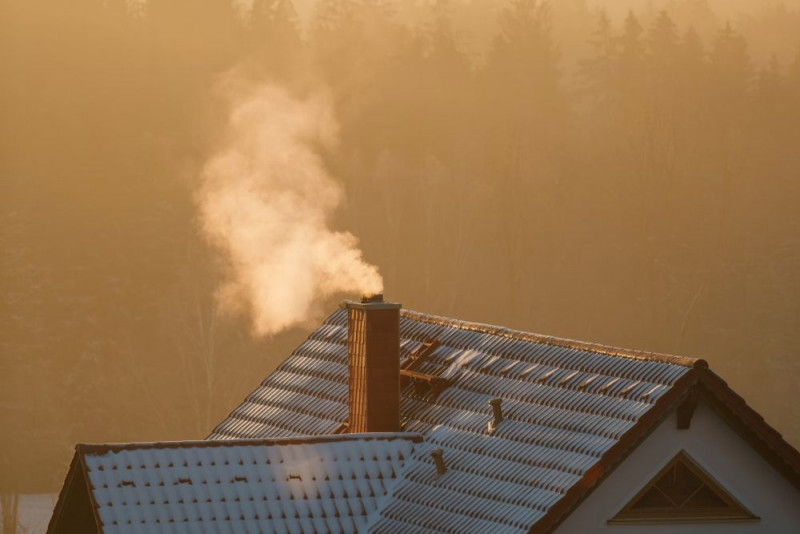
[2,0,800,501]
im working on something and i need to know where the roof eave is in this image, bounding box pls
[76,432,424,456]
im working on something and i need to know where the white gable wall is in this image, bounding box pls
[554,402,800,533]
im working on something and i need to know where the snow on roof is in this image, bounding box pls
[209,308,700,533]
[59,434,420,534]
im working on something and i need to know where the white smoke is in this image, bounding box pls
[199,82,383,336]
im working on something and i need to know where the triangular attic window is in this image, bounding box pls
[610,450,757,524]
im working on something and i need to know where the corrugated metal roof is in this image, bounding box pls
[73,434,420,534]
[209,308,698,533]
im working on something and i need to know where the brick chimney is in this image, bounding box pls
[345,294,401,433]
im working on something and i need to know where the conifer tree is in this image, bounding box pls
[788,47,800,131]
[647,10,679,83]
[754,55,784,119]
[480,0,564,320]
[677,26,707,84]
[311,0,400,89]
[579,10,616,103]
[415,0,471,158]
[616,11,646,104]
[708,22,752,114]
[248,0,303,79]
[482,0,561,141]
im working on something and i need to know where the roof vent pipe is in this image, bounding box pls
[488,398,503,435]
[430,449,447,475]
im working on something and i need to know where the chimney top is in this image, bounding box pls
[344,295,401,310]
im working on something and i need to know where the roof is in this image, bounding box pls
[49,306,800,533]
[48,433,421,534]
[208,307,798,533]
[211,308,699,444]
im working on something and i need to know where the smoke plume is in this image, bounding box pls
[199,83,383,336]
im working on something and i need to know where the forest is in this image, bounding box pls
[2,0,800,498]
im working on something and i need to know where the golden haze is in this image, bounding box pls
[2,0,800,496]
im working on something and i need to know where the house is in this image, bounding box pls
[50,296,800,532]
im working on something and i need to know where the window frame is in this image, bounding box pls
[608,450,759,524]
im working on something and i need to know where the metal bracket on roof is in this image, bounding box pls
[400,369,452,390]
[400,369,452,399]
[677,386,699,429]
[401,340,441,372]
[399,338,451,399]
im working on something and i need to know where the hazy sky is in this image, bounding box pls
[265,0,800,28]
[586,0,800,17]
[285,0,800,18]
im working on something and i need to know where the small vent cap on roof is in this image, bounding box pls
[488,398,503,436]
[430,449,447,475]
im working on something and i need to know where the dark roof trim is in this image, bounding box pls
[76,432,423,456]
[46,453,104,534]
[46,455,80,534]
[698,370,800,492]
[531,365,800,534]
[401,309,702,368]
[77,447,104,532]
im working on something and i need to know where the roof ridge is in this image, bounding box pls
[76,432,423,455]
[400,309,705,369]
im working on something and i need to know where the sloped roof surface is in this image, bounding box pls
[73,434,419,534]
[210,308,698,533]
